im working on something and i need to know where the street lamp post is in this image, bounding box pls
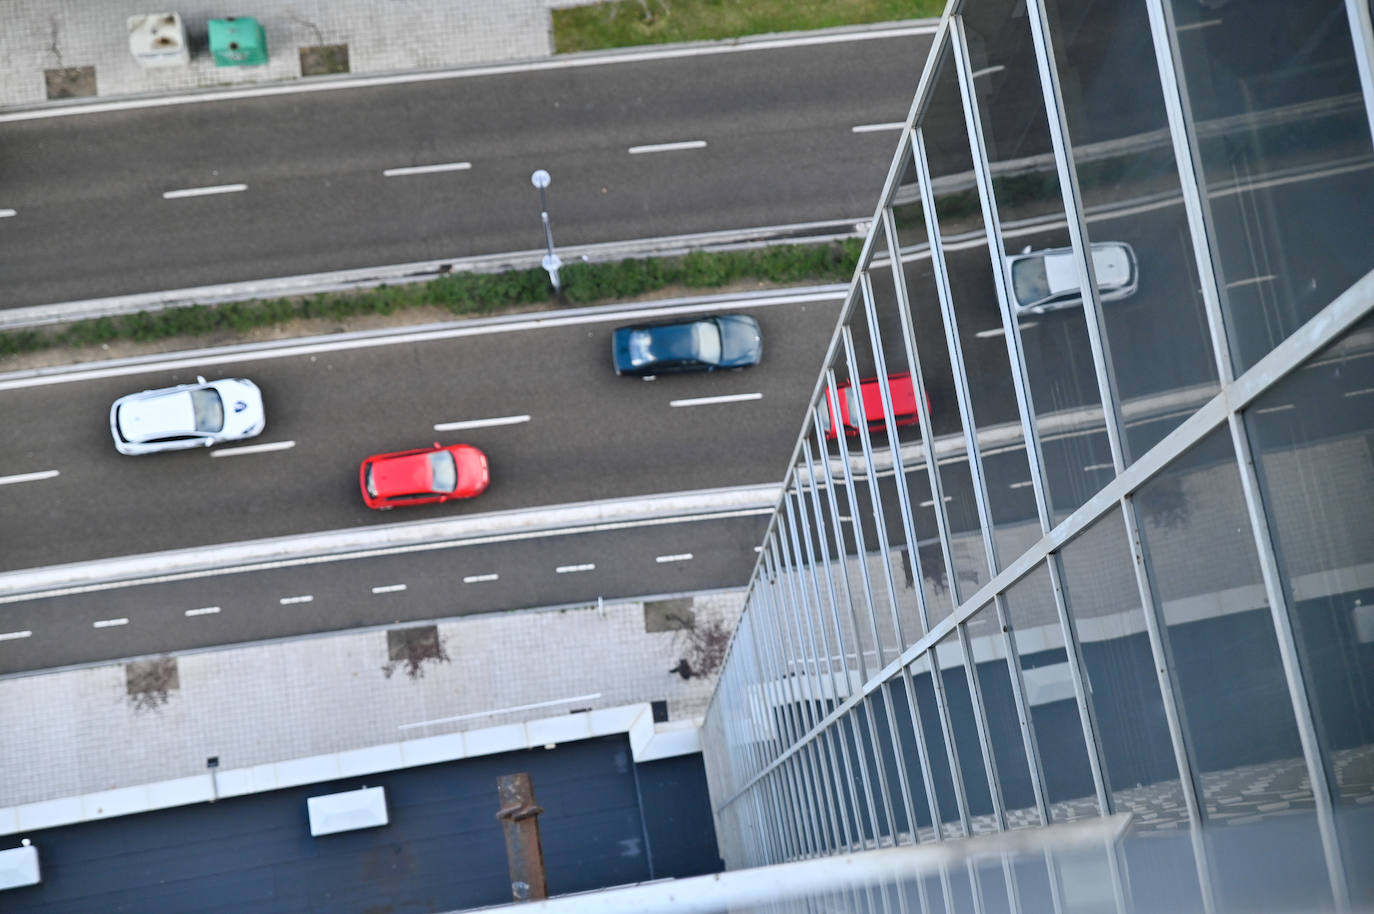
[530,169,562,292]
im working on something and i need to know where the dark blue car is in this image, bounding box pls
[612,314,762,377]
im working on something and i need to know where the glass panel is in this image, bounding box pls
[967,603,1040,828]
[1171,0,1374,371]
[1060,507,1185,821]
[1044,0,1222,459]
[898,46,993,596]
[816,363,901,671]
[1248,311,1374,901]
[887,672,938,842]
[1003,564,1099,821]
[1137,428,1329,909]
[936,629,996,833]
[961,0,1113,525]
[909,651,966,836]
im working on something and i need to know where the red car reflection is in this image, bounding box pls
[820,372,924,439]
[360,442,489,509]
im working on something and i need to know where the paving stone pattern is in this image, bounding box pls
[0,592,743,807]
[1,0,592,108]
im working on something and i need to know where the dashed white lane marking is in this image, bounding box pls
[918,497,954,507]
[383,161,472,177]
[970,64,1005,79]
[279,594,314,605]
[0,469,59,486]
[1009,480,1035,490]
[463,573,500,584]
[1176,18,1223,31]
[0,630,32,641]
[162,183,248,200]
[1225,274,1277,289]
[1083,462,1115,472]
[1344,387,1374,398]
[555,563,596,574]
[851,122,906,133]
[93,617,128,628]
[434,415,529,431]
[628,140,707,155]
[1255,403,1295,414]
[211,440,296,458]
[185,606,221,616]
[670,392,763,408]
[371,584,407,594]
[0,209,16,218]
[655,553,694,563]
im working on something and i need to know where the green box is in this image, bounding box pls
[208,17,268,67]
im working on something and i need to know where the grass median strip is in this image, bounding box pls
[552,0,940,53]
[0,240,860,361]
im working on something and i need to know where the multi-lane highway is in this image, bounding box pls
[0,30,935,308]
[0,293,843,572]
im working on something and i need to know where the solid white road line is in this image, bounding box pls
[463,573,499,583]
[670,392,763,408]
[655,553,694,563]
[1,290,841,390]
[0,630,32,641]
[162,183,248,200]
[383,162,472,177]
[185,606,221,616]
[279,594,314,605]
[434,415,530,431]
[399,692,603,730]
[0,209,16,218]
[93,618,129,628]
[555,563,596,574]
[851,122,906,133]
[211,440,296,458]
[371,584,407,594]
[628,140,707,155]
[0,469,59,486]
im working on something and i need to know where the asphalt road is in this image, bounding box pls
[0,294,842,573]
[0,33,934,308]
[0,512,771,675]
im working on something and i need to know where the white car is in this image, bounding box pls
[110,376,265,455]
[1006,241,1138,315]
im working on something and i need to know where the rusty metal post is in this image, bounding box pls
[496,772,548,902]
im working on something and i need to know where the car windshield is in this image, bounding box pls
[190,388,224,433]
[693,320,722,365]
[1011,257,1050,306]
[364,465,377,498]
[428,450,457,494]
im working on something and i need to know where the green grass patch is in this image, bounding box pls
[552,0,940,53]
[0,241,861,360]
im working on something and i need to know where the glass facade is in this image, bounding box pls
[701,0,1374,909]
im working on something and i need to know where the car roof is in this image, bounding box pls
[630,322,704,361]
[369,451,435,497]
[118,390,196,442]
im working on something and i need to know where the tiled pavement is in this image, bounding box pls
[1,0,590,109]
[0,591,743,809]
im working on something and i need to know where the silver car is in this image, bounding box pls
[1006,241,1138,315]
[110,376,265,455]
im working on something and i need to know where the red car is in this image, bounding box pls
[359,442,489,509]
[820,372,924,439]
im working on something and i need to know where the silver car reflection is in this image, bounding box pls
[1006,241,1138,315]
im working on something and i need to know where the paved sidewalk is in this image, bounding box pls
[0,590,742,809]
[1,0,587,109]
